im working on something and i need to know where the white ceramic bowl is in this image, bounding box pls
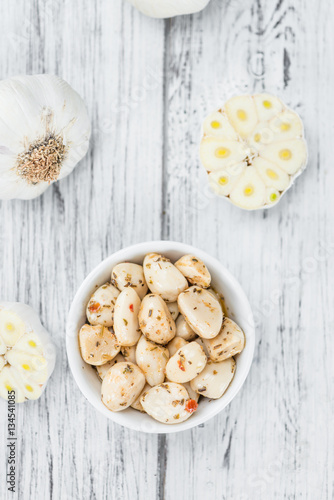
[66,241,255,434]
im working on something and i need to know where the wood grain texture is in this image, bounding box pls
[0,0,333,499]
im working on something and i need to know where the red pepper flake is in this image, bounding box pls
[129,304,134,312]
[88,302,101,313]
[185,399,198,414]
[177,360,186,372]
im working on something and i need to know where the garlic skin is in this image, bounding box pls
[0,302,56,402]
[0,74,91,200]
[126,0,211,18]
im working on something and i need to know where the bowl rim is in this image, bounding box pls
[66,240,255,434]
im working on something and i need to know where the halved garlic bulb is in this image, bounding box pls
[200,93,307,210]
[126,0,211,18]
[0,302,56,402]
[0,74,91,200]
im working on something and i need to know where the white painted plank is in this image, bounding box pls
[0,0,333,499]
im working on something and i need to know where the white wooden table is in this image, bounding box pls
[1,0,333,498]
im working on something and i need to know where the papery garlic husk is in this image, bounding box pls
[0,302,56,402]
[200,93,308,210]
[0,74,91,200]
[126,0,211,18]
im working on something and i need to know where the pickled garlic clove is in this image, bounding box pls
[253,157,290,191]
[202,110,238,140]
[0,310,25,347]
[253,93,283,122]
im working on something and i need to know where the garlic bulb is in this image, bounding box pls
[0,302,56,402]
[200,93,308,210]
[0,74,91,200]
[126,0,211,18]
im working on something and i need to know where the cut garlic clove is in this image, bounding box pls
[253,93,283,122]
[266,187,280,205]
[269,110,303,142]
[200,137,247,172]
[0,302,56,403]
[224,95,258,138]
[230,167,266,210]
[79,324,120,366]
[14,332,44,355]
[248,122,276,150]
[253,157,290,191]
[0,365,25,402]
[21,379,43,400]
[202,111,238,140]
[6,350,48,384]
[0,310,25,346]
[208,163,246,197]
[260,139,307,175]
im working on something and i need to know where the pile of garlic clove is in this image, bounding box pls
[200,93,308,210]
[78,253,245,425]
[0,303,56,402]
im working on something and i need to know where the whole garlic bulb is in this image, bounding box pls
[0,302,56,402]
[0,74,91,200]
[126,0,211,18]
